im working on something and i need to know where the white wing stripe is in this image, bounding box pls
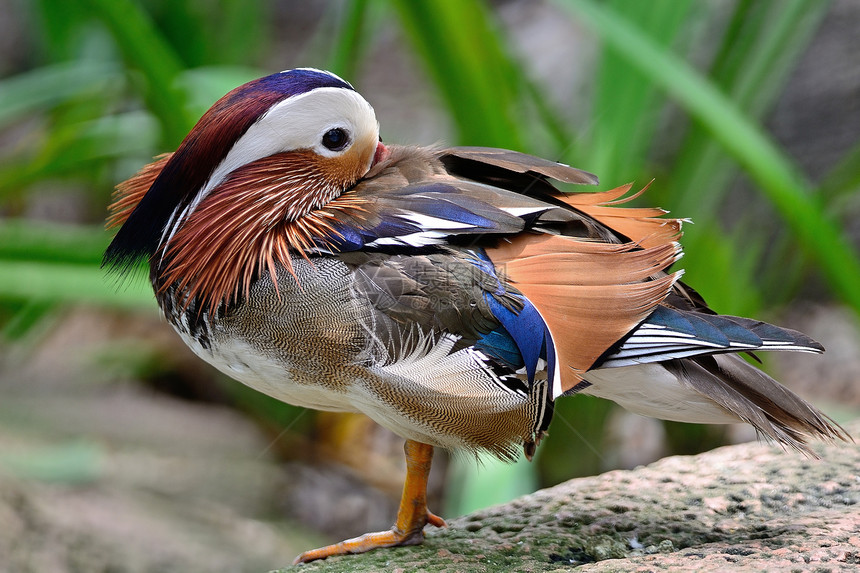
[366,231,447,248]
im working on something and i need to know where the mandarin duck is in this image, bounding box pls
[104,68,847,563]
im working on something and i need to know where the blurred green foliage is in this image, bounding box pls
[1,0,858,514]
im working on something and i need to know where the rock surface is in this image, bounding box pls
[278,420,860,573]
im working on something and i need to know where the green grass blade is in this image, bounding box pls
[589,0,694,181]
[520,73,578,159]
[759,138,860,300]
[0,112,159,197]
[0,260,153,309]
[445,455,536,516]
[820,140,860,206]
[33,0,93,60]
[0,221,110,264]
[2,300,55,341]
[668,0,829,218]
[664,0,829,312]
[678,223,765,316]
[326,0,371,80]
[389,0,523,148]
[0,61,118,128]
[555,0,860,314]
[215,0,268,65]
[79,0,192,146]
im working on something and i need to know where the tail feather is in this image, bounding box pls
[600,307,825,368]
[665,354,849,456]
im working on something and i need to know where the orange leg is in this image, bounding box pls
[293,440,446,564]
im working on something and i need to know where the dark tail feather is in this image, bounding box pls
[599,308,826,368]
[666,354,850,457]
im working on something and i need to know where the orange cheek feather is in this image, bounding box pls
[318,132,377,187]
[157,148,373,311]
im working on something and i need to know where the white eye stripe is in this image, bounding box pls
[179,87,378,230]
[159,86,378,254]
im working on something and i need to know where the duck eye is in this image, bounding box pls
[321,128,349,151]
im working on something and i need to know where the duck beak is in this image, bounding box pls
[372,140,390,168]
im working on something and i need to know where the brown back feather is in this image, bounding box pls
[441,146,600,185]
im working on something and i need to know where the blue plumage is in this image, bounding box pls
[324,217,421,250]
[474,329,524,370]
[254,68,355,98]
[318,180,530,250]
[467,251,555,384]
[483,293,551,383]
[403,197,504,229]
[600,304,824,367]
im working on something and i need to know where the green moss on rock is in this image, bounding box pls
[274,420,860,572]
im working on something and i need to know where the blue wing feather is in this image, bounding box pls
[316,179,554,251]
[474,328,524,370]
[482,293,549,382]
[600,305,822,368]
[469,251,555,384]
